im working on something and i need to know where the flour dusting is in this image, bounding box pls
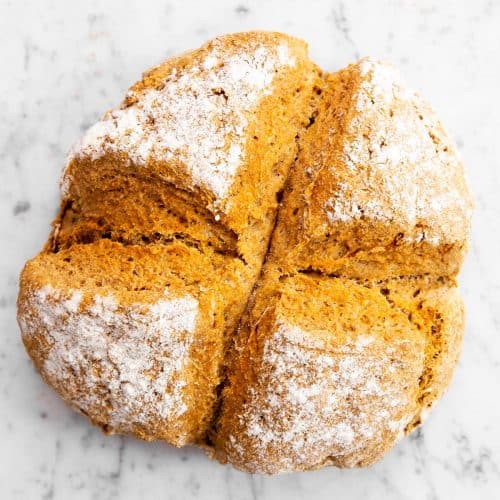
[64,41,296,201]
[21,285,198,435]
[325,58,472,245]
[228,321,416,472]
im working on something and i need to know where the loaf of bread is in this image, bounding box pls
[17,32,472,472]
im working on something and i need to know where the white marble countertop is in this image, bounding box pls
[1,0,499,498]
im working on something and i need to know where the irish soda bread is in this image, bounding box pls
[17,32,472,473]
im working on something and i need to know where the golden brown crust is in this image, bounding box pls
[19,240,251,445]
[17,34,471,474]
[213,271,464,472]
[270,59,473,279]
[60,31,320,268]
[213,275,426,473]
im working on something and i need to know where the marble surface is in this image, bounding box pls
[1,0,499,498]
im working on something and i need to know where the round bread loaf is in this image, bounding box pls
[17,32,472,473]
